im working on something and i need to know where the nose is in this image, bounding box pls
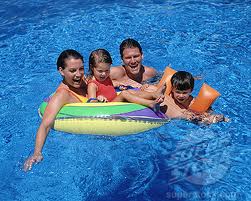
[76,69,82,77]
[130,57,136,63]
[101,71,106,76]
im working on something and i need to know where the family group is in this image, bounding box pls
[23,38,228,171]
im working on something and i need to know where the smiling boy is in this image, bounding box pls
[160,71,228,124]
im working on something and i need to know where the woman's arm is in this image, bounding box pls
[23,91,70,171]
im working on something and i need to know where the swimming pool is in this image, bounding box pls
[0,0,250,200]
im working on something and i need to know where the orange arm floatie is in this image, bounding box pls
[189,83,221,113]
[157,66,176,95]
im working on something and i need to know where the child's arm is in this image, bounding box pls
[185,112,229,124]
[191,104,229,124]
[200,113,229,124]
[87,82,99,102]
[87,82,108,102]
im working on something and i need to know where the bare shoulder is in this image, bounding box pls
[143,65,157,79]
[110,65,126,80]
[52,88,74,105]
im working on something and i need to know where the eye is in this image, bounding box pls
[70,69,76,73]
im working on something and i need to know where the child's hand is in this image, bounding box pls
[183,110,200,121]
[97,95,108,102]
[200,114,229,124]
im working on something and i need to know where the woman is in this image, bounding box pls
[23,49,88,171]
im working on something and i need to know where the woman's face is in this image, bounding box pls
[59,58,84,88]
[92,62,110,82]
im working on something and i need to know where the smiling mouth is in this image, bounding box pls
[130,65,138,68]
[73,78,81,84]
[129,65,139,72]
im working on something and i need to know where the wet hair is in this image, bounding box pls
[119,38,142,58]
[88,49,113,76]
[56,49,83,70]
[171,71,194,91]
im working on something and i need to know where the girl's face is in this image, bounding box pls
[92,62,111,82]
[59,58,84,88]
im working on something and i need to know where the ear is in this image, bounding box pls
[141,53,144,60]
[58,67,65,77]
[89,64,93,71]
[170,87,175,93]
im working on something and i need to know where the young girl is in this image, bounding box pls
[24,49,88,171]
[87,49,164,110]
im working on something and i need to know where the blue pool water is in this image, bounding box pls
[0,0,250,200]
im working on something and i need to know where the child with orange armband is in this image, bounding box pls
[159,70,229,124]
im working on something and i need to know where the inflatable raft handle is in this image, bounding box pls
[189,83,221,113]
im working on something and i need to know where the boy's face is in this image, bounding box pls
[172,88,192,104]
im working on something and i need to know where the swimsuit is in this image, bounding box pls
[88,77,117,102]
[56,83,87,103]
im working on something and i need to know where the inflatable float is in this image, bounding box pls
[39,99,168,136]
